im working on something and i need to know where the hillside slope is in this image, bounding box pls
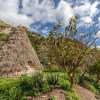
[75,85,99,100]
[28,85,99,100]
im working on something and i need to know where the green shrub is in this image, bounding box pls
[60,72,69,80]
[0,94,8,100]
[47,74,59,86]
[0,72,81,100]
[0,78,22,100]
[0,34,9,41]
[49,96,57,100]
[19,76,32,94]
[94,84,100,93]
[21,96,27,100]
[89,84,99,94]
[83,81,99,94]
[66,91,80,100]
[74,73,80,84]
[30,74,50,96]
[58,78,70,90]
[49,64,59,71]
[9,87,22,100]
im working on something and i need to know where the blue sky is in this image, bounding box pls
[0,0,100,46]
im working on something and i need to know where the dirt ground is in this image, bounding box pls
[28,85,99,100]
[74,85,99,100]
[28,89,66,100]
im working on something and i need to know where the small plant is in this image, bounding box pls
[58,78,70,90]
[21,96,28,100]
[66,91,80,100]
[31,74,50,96]
[0,34,8,41]
[47,74,59,86]
[49,96,57,100]
[19,76,32,93]
[9,86,22,100]
[49,64,59,71]
[89,84,99,94]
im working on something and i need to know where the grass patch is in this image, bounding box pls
[0,72,70,100]
[49,96,57,100]
[66,90,80,100]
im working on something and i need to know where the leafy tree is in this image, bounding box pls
[89,60,100,84]
[45,17,96,88]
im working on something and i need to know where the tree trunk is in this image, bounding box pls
[68,72,75,88]
[70,76,74,88]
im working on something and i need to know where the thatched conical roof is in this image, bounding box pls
[0,26,43,78]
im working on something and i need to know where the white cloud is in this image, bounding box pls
[73,1,99,27]
[0,0,99,33]
[0,0,74,28]
[31,24,41,33]
[95,31,100,38]
[55,0,74,26]
[21,0,74,26]
[41,27,50,36]
[99,17,100,21]
[74,2,91,17]
[81,17,92,24]
[90,1,99,17]
[97,46,100,49]
[0,0,33,27]
[74,1,99,18]
[98,17,100,28]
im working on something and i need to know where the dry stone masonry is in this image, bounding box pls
[0,26,43,78]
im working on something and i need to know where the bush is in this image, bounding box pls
[30,74,50,96]
[19,75,32,95]
[0,78,22,100]
[58,78,70,90]
[49,64,59,71]
[21,96,27,100]
[49,96,57,100]
[89,84,99,94]
[59,72,69,80]
[74,73,80,84]
[9,87,22,100]
[0,71,81,100]
[94,84,100,93]
[66,91,80,100]
[47,74,59,86]
[0,34,8,41]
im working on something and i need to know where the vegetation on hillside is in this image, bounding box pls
[45,17,99,88]
[0,20,11,30]
[0,18,100,100]
[0,72,80,100]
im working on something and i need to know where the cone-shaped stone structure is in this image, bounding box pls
[0,26,43,78]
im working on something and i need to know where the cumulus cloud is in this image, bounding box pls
[0,0,99,35]
[41,27,50,36]
[0,0,33,27]
[96,31,100,38]
[97,46,100,49]
[0,0,74,28]
[21,0,74,26]
[98,17,100,28]
[74,1,99,27]
[30,24,42,33]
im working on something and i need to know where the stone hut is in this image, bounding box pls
[0,26,43,78]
